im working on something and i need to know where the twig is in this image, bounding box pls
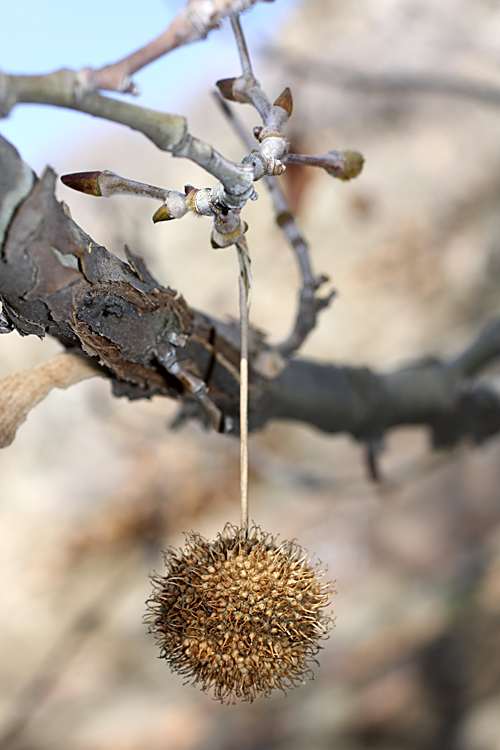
[231,14,254,78]
[286,151,345,173]
[365,439,384,482]
[60,170,216,225]
[60,170,170,202]
[218,16,294,176]
[263,177,335,356]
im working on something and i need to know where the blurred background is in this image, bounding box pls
[2,0,500,748]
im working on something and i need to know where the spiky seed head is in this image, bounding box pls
[146,524,334,703]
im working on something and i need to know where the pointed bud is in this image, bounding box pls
[152,204,174,223]
[216,78,237,101]
[274,87,293,117]
[337,151,365,181]
[184,185,196,195]
[60,171,102,196]
[253,126,263,140]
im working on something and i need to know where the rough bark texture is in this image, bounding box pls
[2,134,500,452]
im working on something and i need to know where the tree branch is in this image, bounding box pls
[78,0,275,95]
[2,135,500,454]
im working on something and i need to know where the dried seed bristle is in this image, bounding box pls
[146,524,334,703]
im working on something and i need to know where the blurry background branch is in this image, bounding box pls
[267,48,500,108]
[0,352,102,449]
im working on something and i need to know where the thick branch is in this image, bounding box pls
[254,347,500,449]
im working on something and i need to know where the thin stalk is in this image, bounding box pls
[236,238,251,534]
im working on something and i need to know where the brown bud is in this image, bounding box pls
[216,78,237,102]
[274,87,293,117]
[337,150,365,181]
[152,204,173,223]
[60,171,102,196]
[253,126,263,140]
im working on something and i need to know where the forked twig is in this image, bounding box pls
[75,0,274,95]
[214,92,335,356]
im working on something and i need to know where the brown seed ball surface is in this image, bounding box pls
[146,525,334,703]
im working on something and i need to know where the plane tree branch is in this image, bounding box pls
[2,135,500,456]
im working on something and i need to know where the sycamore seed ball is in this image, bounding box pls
[146,524,334,703]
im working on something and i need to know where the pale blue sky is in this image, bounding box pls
[0,0,297,171]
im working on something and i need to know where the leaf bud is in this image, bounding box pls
[152,204,174,223]
[274,87,293,117]
[60,171,102,196]
[337,150,365,181]
[216,78,238,102]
